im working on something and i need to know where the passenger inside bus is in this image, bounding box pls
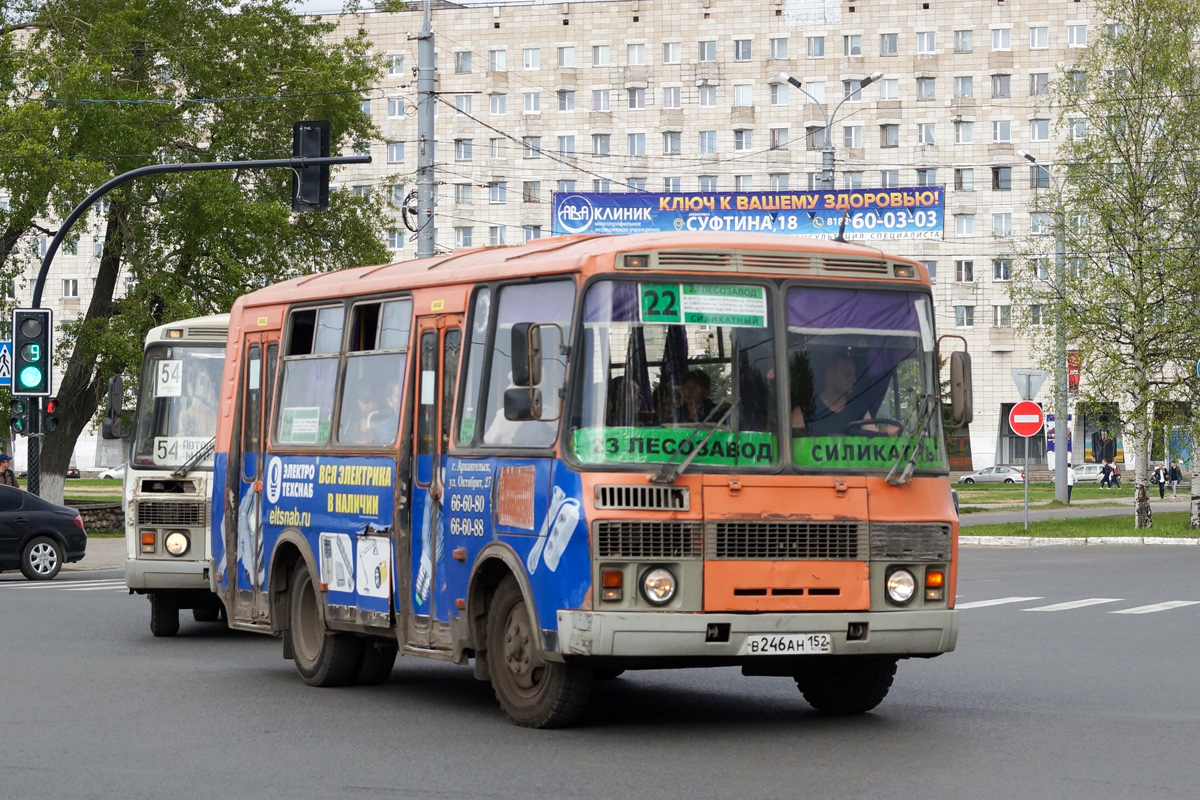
[374,380,401,444]
[678,369,718,423]
[791,351,883,435]
[175,363,220,437]
[605,375,642,426]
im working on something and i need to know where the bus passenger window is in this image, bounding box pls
[456,287,492,445]
[275,305,344,446]
[337,298,412,446]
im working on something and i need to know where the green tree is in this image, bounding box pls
[1009,0,1200,528]
[0,0,396,503]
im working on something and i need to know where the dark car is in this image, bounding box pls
[0,485,86,580]
[66,466,81,479]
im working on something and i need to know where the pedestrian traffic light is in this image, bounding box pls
[9,397,30,436]
[11,308,52,397]
[291,120,330,213]
[42,397,59,434]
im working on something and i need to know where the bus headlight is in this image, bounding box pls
[164,531,190,557]
[885,568,916,605]
[640,567,677,606]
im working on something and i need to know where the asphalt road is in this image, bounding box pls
[4,547,1200,800]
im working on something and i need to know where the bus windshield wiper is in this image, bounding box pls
[885,394,938,487]
[171,436,217,478]
[650,404,735,485]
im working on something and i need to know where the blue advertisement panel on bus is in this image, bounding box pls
[552,188,945,240]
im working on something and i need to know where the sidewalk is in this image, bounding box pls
[959,493,1192,526]
[65,537,125,572]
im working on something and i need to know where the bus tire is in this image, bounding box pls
[192,606,221,623]
[150,593,180,638]
[486,577,592,729]
[354,640,399,686]
[793,656,898,714]
[593,668,625,680]
[289,562,359,687]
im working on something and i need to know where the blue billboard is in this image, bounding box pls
[552,188,944,240]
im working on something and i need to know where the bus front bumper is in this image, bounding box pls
[125,558,210,592]
[556,609,958,659]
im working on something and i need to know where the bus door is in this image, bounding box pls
[407,314,462,649]
[229,334,278,624]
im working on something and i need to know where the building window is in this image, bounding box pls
[921,260,937,282]
[770,173,789,190]
[490,94,507,114]
[955,260,975,282]
[804,81,825,103]
[1030,164,1051,188]
[807,36,825,57]
[593,45,610,66]
[879,78,899,101]
[735,174,754,191]
[954,168,974,191]
[523,48,540,70]
[698,40,715,62]
[489,226,506,246]
[992,120,1012,142]
[699,130,717,153]
[523,226,542,242]
[843,125,861,148]
[843,172,862,189]
[454,139,473,161]
[387,98,404,118]
[881,169,900,188]
[843,34,861,56]
[1030,119,1049,141]
[993,258,1012,281]
[663,131,681,154]
[917,31,935,54]
[522,181,540,202]
[593,90,610,111]
[992,28,1011,50]
[1069,70,1087,94]
[592,133,611,156]
[627,88,645,109]
[593,179,611,192]
[627,178,646,192]
[557,180,576,193]
[955,215,975,236]
[807,126,829,150]
[993,213,1012,236]
[62,278,79,298]
[454,94,472,115]
[524,92,541,112]
[455,51,472,73]
[628,132,646,156]
[880,124,899,148]
[454,227,473,248]
[733,39,752,61]
[557,135,575,157]
[771,82,789,105]
[1030,212,1051,234]
[1068,25,1087,47]
[916,168,936,186]
[387,231,404,250]
[699,175,718,191]
[557,90,575,111]
[955,306,975,328]
[627,43,645,65]
[663,41,682,63]
[361,98,371,117]
[489,50,507,71]
[387,141,405,163]
[880,33,898,55]
[734,129,753,151]
[1072,118,1088,140]
[664,177,681,192]
[388,54,405,76]
[490,182,507,204]
[954,121,974,144]
[992,74,1011,98]
[522,136,542,158]
[1029,305,1045,325]
[770,37,788,59]
[454,183,473,205]
[699,86,717,107]
[917,77,936,101]
[1029,26,1048,49]
[954,75,973,97]
[770,127,789,150]
[842,79,863,101]
[954,30,973,53]
[917,123,935,144]
[557,46,575,68]
[1030,258,1050,280]
[992,166,1012,190]
[663,86,681,109]
[734,84,753,107]
[489,138,503,158]
[993,305,1012,327]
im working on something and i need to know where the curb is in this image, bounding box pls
[961,535,1200,547]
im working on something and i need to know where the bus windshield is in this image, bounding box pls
[131,344,226,469]
[786,286,947,472]
[570,279,779,469]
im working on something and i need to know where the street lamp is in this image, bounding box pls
[778,71,883,190]
[1019,149,1071,504]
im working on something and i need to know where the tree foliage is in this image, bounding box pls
[0,0,396,502]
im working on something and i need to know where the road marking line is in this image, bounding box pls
[0,580,126,590]
[1111,601,1200,615]
[956,596,1044,609]
[61,584,130,592]
[1022,598,1123,612]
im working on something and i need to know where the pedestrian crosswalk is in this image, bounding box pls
[0,577,127,592]
[958,595,1200,614]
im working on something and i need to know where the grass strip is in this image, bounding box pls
[964,511,1200,538]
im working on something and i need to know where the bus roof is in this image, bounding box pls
[233,232,925,310]
[143,313,230,347]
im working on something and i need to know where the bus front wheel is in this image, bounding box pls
[288,562,360,687]
[793,656,898,714]
[149,593,180,637]
[486,577,592,728]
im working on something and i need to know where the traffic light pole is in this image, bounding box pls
[22,149,369,495]
[26,399,40,496]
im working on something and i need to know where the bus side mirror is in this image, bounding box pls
[503,387,543,421]
[511,323,543,388]
[101,374,126,439]
[948,351,973,428]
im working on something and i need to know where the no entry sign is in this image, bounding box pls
[1009,401,1044,438]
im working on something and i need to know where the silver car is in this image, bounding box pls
[1072,463,1105,482]
[957,466,1024,484]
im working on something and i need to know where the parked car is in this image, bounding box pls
[957,466,1025,484]
[0,485,86,580]
[98,464,126,480]
[66,466,81,479]
[1073,463,1105,482]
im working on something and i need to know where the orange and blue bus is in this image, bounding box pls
[211,231,971,728]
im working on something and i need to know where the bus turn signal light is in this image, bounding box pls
[601,569,623,601]
[140,530,156,553]
[925,569,945,602]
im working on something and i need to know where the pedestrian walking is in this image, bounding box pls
[1100,459,1112,489]
[1066,462,1075,504]
[1110,463,1121,489]
[0,454,17,488]
[1169,461,1182,499]
[1154,463,1168,499]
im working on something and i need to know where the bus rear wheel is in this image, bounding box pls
[793,656,898,714]
[486,577,591,728]
[288,562,360,687]
[354,639,399,686]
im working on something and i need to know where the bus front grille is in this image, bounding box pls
[137,501,207,527]
[594,485,689,511]
[595,520,703,558]
[869,523,952,561]
[706,521,865,560]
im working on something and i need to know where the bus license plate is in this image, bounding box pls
[740,633,833,656]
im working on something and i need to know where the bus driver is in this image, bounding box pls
[791,352,881,435]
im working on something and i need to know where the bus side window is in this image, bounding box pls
[456,286,492,446]
[275,305,343,446]
[441,329,461,451]
[241,344,262,481]
[336,298,412,446]
[263,343,278,444]
[415,330,438,485]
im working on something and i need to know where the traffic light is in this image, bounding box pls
[9,397,30,436]
[42,397,59,434]
[291,120,330,213]
[12,308,52,397]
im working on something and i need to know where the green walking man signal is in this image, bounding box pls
[9,397,30,435]
[11,308,53,397]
